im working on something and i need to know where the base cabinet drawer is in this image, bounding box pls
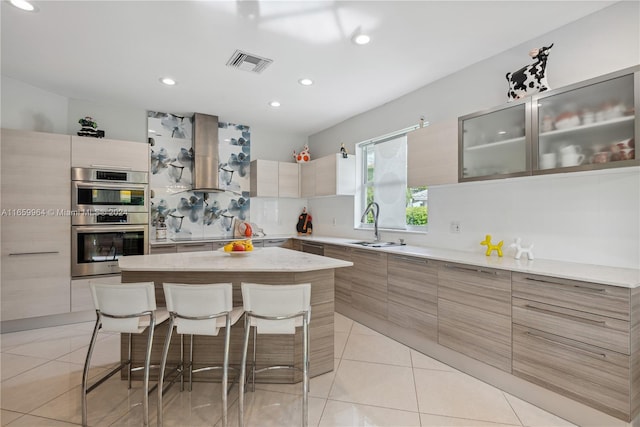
[513,297,629,354]
[438,298,512,371]
[351,250,387,320]
[513,324,630,421]
[438,262,512,372]
[512,272,630,321]
[324,245,353,306]
[387,255,438,341]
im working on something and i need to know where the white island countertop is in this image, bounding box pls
[119,246,352,273]
[297,236,640,289]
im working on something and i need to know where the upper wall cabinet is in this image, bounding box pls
[459,98,531,182]
[302,154,356,198]
[407,119,458,187]
[459,66,639,182]
[72,136,149,171]
[250,159,300,198]
[532,67,639,174]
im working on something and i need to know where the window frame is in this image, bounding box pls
[354,125,427,234]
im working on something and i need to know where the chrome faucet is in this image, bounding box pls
[360,201,380,242]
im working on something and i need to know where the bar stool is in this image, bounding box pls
[158,283,244,427]
[82,282,169,427]
[238,282,311,427]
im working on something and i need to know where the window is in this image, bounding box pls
[356,126,427,232]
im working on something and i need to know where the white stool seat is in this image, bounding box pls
[82,282,168,427]
[158,283,244,427]
[239,282,311,427]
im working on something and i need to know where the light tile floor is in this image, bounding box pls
[0,313,578,426]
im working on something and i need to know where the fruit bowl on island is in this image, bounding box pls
[220,239,254,255]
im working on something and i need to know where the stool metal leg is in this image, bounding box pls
[142,314,156,427]
[238,314,251,427]
[221,313,231,427]
[81,314,101,427]
[189,334,194,391]
[127,333,132,389]
[302,312,309,427]
[157,316,175,427]
[251,325,257,392]
[180,333,184,392]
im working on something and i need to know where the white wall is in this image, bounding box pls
[1,76,69,134]
[68,99,148,143]
[307,2,640,269]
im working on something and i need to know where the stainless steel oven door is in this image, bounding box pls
[72,181,148,215]
[72,224,148,277]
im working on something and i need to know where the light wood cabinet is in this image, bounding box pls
[350,249,387,321]
[324,245,353,307]
[72,135,149,171]
[437,262,512,372]
[176,242,214,252]
[1,129,71,321]
[71,274,122,312]
[512,272,639,421]
[278,162,300,198]
[407,120,458,187]
[300,161,316,198]
[149,244,177,254]
[250,159,279,197]
[300,154,356,198]
[250,159,299,198]
[387,254,438,342]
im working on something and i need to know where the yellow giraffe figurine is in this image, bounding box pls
[480,234,504,257]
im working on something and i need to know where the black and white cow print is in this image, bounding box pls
[506,43,553,101]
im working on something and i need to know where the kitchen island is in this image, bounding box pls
[118,247,352,383]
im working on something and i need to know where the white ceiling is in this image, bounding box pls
[1,1,615,136]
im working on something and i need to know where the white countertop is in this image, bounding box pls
[297,236,640,288]
[120,246,352,272]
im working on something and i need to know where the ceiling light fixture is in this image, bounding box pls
[298,78,313,86]
[353,34,370,45]
[269,101,281,108]
[10,0,36,12]
[159,77,177,86]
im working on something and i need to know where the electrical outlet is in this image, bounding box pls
[450,221,461,233]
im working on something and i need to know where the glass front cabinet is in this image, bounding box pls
[459,99,531,181]
[459,66,639,182]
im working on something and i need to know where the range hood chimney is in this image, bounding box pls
[192,113,223,192]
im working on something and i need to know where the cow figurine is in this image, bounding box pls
[293,144,311,163]
[506,43,553,101]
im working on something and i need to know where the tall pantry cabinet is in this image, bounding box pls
[1,129,71,321]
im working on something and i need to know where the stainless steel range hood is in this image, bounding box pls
[192,113,223,192]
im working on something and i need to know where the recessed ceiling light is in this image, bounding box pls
[10,0,37,12]
[159,77,177,86]
[298,78,313,86]
[353,34,370,45]
[269,101,281,108]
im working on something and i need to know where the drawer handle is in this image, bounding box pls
[444,264,497,276]
[391,255,427,264]
[524,304,607,326]
[523,276,606,293]
[525,331,607,359]
[9,251,60,256]
[181,244,210,248]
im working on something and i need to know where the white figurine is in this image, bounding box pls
[509,237,534,260]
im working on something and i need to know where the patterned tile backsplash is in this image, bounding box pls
[148,112,250,239]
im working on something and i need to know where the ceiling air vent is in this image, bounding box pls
[226,49,273,73]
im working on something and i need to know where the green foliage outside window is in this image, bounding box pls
[406,206,427,225]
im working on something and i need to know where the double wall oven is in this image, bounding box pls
[71,167,149,277]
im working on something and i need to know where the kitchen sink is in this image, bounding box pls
[349,241,405,248]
